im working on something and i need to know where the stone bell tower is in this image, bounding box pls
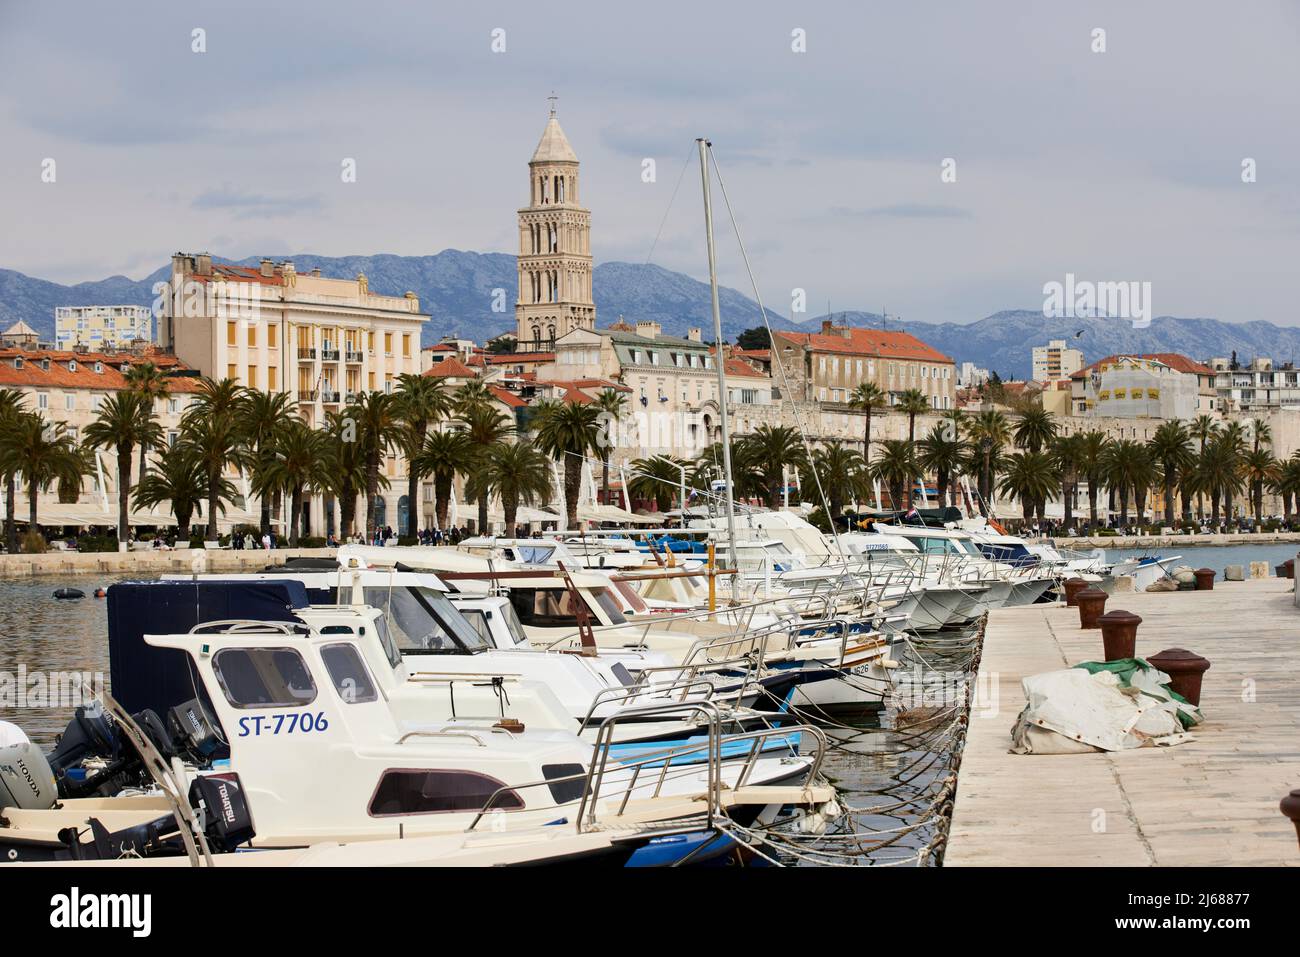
[515,100,595,350]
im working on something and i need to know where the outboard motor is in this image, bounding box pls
[0,721,58,811]
[46,702,118,776]
[189,772,255,852]
[168,698,223,761]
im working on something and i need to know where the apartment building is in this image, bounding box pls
[1209,356,1300,412]
[0,348,202,518]
[55,305,154,350]
[157,252,429,533]
[1031,339,1084,382]
[772,321,956,410]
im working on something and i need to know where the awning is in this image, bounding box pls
[19,501,283,530]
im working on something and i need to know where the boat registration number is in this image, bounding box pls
[237,711,331,737]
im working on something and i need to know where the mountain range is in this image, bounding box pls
[3,251,1297,379]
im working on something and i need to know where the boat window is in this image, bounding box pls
[542,763,587,804]
[589,588,626,624]
[509,587,581,627]
[368,769,524,816]
[457,608,493,644]
[320,643,378,704]
[513,544,555,564]
[363,586,489,655]
[212,647,317,709]
[611,579,648,613]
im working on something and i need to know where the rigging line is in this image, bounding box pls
[642,143,698,269]
[707,150,845,559]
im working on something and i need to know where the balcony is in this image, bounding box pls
[321,348,340,361]
[298,389,317,401]
[344,349,363,363]
[345,390,360,403]
[321,390,341,404]
[297,347,317,360]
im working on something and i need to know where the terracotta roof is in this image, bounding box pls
[488,385,528,409]
[724,357,766,378]
[1072,353,1216,379]
[773,327,952,364]
[190,264,285,286]
[733,348,771,359]
[562,389,595,405]
[0,348,202,392]
[487,352,555,364]
[423,356,477,379]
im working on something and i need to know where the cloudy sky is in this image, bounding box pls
[2,1,1298,325]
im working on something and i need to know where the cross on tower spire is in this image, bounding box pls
[547,92,558,116]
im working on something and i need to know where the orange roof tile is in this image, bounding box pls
[0,348,202,392]
[423,356,477,379]
[1072,353,1215,379]
[488,385,528,409]
[773,327,952,364]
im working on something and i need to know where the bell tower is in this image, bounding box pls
[515,100,595,351]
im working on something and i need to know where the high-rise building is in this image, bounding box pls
[515,105,595,351]
[1032,339,1084,382]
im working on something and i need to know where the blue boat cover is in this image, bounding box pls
[107,580,309,720]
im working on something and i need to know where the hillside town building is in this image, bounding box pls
[55,305,153,350]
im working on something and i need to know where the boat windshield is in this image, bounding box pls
[362,585,491,654]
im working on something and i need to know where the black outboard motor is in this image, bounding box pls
[46,702,119,776]
[168,698,223,761]
[189,773,256,852]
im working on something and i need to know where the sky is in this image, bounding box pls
[2,0,1298,326]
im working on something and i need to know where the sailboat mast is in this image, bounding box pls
[697,137,740,602]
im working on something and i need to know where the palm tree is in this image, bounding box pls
[628,455,692,513]
[1014,406,1058,453]
[1241,448,1277,525]
[181,379,253,542]
[350,391,405,538]
[414,430,478,529]
[0,388,27,552]
[83,392,162,549]
[453,380,494,414]
[1076,431,1109,527]
[240,390,298,537]
[1217,422,1249,523]
[965,410,1011,516]
[593,389,628,504]
[1188,414,1219,519]
[1101,439,1157,526]
[532,399,604,529]
[134,443,222,542]
[478,441,553,536]
[122,360,169,483]
[1191,435,1243,527]
[460,403,515,533]
[917,424,963,509]
[848,382,888,456]
[392,373,451,536]
[736,425,807,511]
[1147,420,1195,526]
[1049,432,1086,532]
[251,421,333,546]
[895,388,930,443]
[870,439,917,512]
[1,413,84,545]
[801,441,864,521]
[1272,455,1300,523]
[322,409,369,540]
[998,451,1059,524]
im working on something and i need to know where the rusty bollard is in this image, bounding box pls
[1281,790,1300,851]
[1098,609,1141,661]
[1075,587,1108,629]
[1063,577,1089,607]
[1193,567,1215,591]
[1277,558,1295,580]
[1147,648,1212,706]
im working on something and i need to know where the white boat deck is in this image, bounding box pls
[947,578,1300,866]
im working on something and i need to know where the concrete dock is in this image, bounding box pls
[947,579,1300,866]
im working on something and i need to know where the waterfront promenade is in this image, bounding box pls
[0,546,336,578]
[1052,530,1300,549]
[947,578,1300,866]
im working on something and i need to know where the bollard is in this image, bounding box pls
[1146,647,1211,706]
[1097,609,1142,661]
[1063,577,1089,607]
[1278,558,1295,580]
[1075,587,1108,629]
[1282,790,1300,851]
[1193,568,1215,591]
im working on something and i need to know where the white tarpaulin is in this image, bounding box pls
[1010,666,1197,754]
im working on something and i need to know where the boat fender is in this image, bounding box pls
[93,588,107,599]
[52,587,85,600]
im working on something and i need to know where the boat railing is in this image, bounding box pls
[466,702,829,833]
[575,676,723,734]
[786,617,851,668]
[187,619,303,635]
